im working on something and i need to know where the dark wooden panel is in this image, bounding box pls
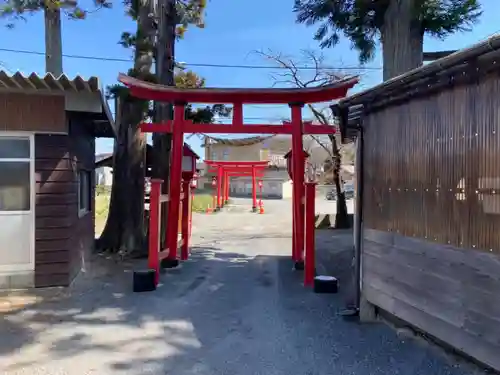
[67,116,96,283]
[36,238,70,252]
[364,284,500,371]
[36,227,71,241]
[36,169,75,183]
[357,55,500,372]
[35,134,73,287]
[35,273,70,288]
[35,147,71,160]
[36,204,74,218]
[463,310,500,347]
[36,193,77,206]
[35,134,69,148]
[362,230,500,371]
[35,157,74,171]
[0,93,66,133]
[36,262,70,275]
[35,250,70,264]
[35,216,74,229]
[365,230,500,281]
[34,125,95,288]
[363,266,465,328]
[36,182,76,195]
[362,71,500,255]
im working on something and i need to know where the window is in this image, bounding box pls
[222,149,229,160]
[0,137,31,211]
[78,170,91,216]
[211,150,217,161]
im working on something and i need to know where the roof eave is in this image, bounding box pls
[119,73,359,104]
[338,34,500,108]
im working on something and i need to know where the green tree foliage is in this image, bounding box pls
[109,0,230,124]
[98,0,229,254]
[0,0,111,26]
[294,0,482,79]
[108,70,231,123]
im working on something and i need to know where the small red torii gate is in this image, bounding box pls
[206,160,268,212]
[119,73,358,288]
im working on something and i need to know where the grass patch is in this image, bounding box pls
[95,187,111,237]
[191,193,214,213]
[94,187,214,237]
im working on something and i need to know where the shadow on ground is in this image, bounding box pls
[0,248,301,373]
[0,226,479,374]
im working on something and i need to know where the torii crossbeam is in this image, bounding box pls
[119,73,358,274]
[206,160,268,211]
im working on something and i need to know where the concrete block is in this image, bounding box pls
[8,272,34,289]
[0,274,9,289]
[359,294,377,322]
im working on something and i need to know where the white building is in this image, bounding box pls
[95,153,113,186]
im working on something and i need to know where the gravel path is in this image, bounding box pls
[0,198,473,374]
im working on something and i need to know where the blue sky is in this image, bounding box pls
[0,0,498,158]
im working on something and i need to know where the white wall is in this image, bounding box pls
[95,166,113,186]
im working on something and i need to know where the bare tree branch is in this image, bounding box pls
[254,48,356,227]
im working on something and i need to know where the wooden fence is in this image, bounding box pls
[363,79,500,253]
[337,36,500,371]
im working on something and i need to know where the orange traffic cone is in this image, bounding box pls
[206,206,213,214]
[259,203,264,214]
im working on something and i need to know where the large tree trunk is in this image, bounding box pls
[153,0,177,247]
[97,0,152,255]
[96,98,147,255]
[152,134,171,247]
[381,0,423,81]
[44,6,62,76]
[329,134,350,229]
[121,98,147,255]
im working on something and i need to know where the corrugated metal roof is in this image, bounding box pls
[0,71,100,93]
[0,70,115,138]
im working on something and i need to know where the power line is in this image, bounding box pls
[0,47,382,71]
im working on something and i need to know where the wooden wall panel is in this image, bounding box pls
[0,93,66,133]
[363,72,500,255]
[67,115,95,284]
[34,134,75,287]
[363,230,500,370]
[361,70,500,371]
[34,119,95,288]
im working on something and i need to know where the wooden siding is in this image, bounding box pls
[35,134,76,287]
[361,70,500,370]
[363,230,500,370]
[68,116,95,283]
[0,93,66,133]
[34,116,95,287]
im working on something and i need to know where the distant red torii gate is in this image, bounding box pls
[206,160,268,212]
[119,73,358,285]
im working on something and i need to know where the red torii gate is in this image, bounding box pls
[119,73,358,285]
[206,160,268,212]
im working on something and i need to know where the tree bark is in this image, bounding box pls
[121,98,147,255]
[44,6,63,75]
[153,0,177,247]
[329,133,350,229]
[96,98,147,255]
[95,103,126,251]
[96,0,151,255]
[381,0,423,81]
